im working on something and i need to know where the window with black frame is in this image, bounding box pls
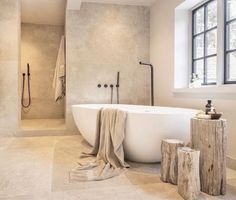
[225,0,236,84]
[192,0,217,85]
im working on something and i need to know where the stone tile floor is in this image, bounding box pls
[21,119,65,130]
[0,135,236,200]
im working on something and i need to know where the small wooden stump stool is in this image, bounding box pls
[161,139,184,185]
[191,118,227,195]
[178,147,200,200]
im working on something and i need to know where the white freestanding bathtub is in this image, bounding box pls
[72,104,198,163]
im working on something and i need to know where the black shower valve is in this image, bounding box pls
[97,84,102,88]
[104,84,108,88]
[110,84,114,88]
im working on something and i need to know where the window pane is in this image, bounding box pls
[194,7,204,34]
[194,34,204,59]
[194,59,204,84]
[227,0,236,21]
[206,0,217,29]
[206,56,217,83]
[206,29,217,55]
[227,21,236,50]
[227,52,236,81]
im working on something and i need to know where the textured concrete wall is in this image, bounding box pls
[66,3,150,130]
[21,23,65,119]
[0,0,20,135]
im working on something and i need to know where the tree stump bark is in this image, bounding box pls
[178,147,200,200]
[161,139,184,185]
[191,118,227,196]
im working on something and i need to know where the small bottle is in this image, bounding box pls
[194,74,202,88]
[205,100,212,115]
[189,73,196,88]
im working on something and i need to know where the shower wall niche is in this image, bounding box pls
[20,23,65,128]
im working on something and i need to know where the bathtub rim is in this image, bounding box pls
[71,104,199,115]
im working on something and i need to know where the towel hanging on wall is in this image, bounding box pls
[53,35,65,102]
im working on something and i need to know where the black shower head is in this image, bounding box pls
[139,61,153,67]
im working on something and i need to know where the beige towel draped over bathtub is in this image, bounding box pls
[70,108,129,181]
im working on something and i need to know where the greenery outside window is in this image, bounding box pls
[225,0,236,84]
[192,0,217,85]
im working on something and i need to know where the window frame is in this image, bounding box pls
[224,0,236,84]
[192,0,217,85]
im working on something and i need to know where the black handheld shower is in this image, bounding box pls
[139,62,154,106]
[21,63,32,108]
[110,84,114,104]
[27,63,30,76]
[116,72,120,104]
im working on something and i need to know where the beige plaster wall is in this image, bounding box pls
[150,0,236,159]
[66,3,150,130]
[21,23,65,119]
[0,0,20,135]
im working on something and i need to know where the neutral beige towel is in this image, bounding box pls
[70,108,129,181]
[53,35,65,102]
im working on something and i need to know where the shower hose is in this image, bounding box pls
[21,67,31,108]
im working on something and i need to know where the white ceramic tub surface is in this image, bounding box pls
[72,104,198,163]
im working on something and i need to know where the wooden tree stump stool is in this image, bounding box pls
[178,147,200,200]
[161,139,184,185]
[191,118,227,196]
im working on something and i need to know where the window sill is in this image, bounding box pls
[173,85,236,95]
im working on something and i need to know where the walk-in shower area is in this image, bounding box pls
[20,1,66,131]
